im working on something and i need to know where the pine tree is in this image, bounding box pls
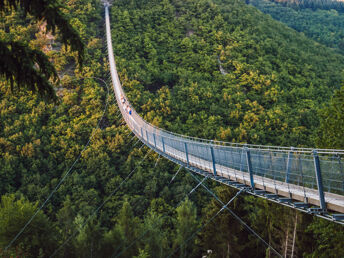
[173,198,198,258]
[0,0,84,101]
[0,194,57,257]
[114,199,141,257]
[142,210,168,258]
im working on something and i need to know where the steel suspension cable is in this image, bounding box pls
[126,134,138,146]
[50,148,153,257]
[131,139,141,148]
[154,154,160,168]
[2,77,111,254]
[187,171,283,258]
[168,165,182,185]
[138,142,146,150]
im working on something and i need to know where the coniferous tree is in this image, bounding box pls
[0,0,84,101]
[114,199,141,257]
[142,210,168,258]
[173,198,198,258]
[0,194,57,257]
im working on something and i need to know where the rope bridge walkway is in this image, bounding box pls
[104,3,344,223]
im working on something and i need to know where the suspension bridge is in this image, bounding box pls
[104,3,344,223]
[2,2,344,256]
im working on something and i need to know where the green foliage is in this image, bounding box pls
[173,198,198,257]
[0,40,58,101]
[0,0,85,101]
[198,187,247,257]
[0,0,84,63]
[248,0,344,52]
[305,218,344,257]
[142,210,168,258]
[317,85,344,149]
[114,199,141,257]
[0,194,56,257]
[134,248,150,258]
[74,217,104,257]
[264,0,344,13]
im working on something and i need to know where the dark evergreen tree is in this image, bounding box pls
[0,0,84,101]
[0,194,57,257]
[173,198,198,258]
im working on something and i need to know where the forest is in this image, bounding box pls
[266,0,344,12]
[0,0,344,257]
[247,0,344,52]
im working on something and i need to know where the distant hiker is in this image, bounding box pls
[120,95,126,104]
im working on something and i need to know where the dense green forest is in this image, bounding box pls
[248,0,344,52]
[266,0,344,12]
[0,0,344,257]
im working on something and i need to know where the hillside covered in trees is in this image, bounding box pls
[0,0,344,257]
[262,0,344,12]
[247,0,344,52]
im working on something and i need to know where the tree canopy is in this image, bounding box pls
[0,0,84,101]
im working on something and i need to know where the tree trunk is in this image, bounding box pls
[291,213,298,258]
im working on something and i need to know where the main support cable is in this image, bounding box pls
[50,148,153,257]
[2,77,110,254]
[126,134,138,146]
[131,139,141,149]
[168,165,182,185]
[154,154,160,168]
[138,142,146,150]
[187,171,283,258]
[112,171,209,258]
[167,188,244,258]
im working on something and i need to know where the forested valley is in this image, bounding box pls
[0,0,344,257]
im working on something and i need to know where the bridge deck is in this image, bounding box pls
[142,132,344,213]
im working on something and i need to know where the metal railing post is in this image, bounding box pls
[246,147,255,189]
[153,133,157,148]
[313,150,326,212]
[210,146,217,176]
[162,137,166,153]
[239,148,244,171]
[285,147,294,183]
[184,142,189,166]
